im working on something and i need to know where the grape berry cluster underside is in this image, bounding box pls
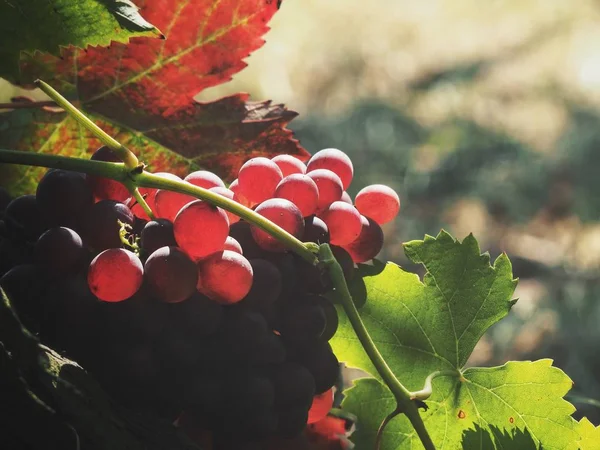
[0,147,400,449]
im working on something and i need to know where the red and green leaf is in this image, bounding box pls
[1,0,309,196]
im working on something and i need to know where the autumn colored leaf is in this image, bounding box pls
[0,0,308,195]
[0,0,161,82]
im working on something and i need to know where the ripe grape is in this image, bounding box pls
[155,177,195,221]
[342,215,384,263]
[221,310,269,347]
[223,236,243,254]
[34,227,85,276]
[185,170,226,189]
[238,157,283,204]
[307,389,334,424]
[306,148,353,190]
[240,259,282,310]
[4,195,48,241]
[306,169,343,213]
[167,291,223,336]
[274,174,319,217]
[80,200,134,250]
[228,178,253,207]
[302,215,330,244]
[228,221,266,259]
[251,199,304,252]
[88,248,143,302]
[330,245,355,282]
[272,154,307,177]
[279,303,326,345]
[209,186,240,224]
[340,191,353,204]
[144,246,198,303]
[173,200,229,261]
[354,184,400,225]
[130,172,178,220]
[140,219,177,255]
[270,362,316,409]
[277,407,309,438]
[293,342,340,394]
[249,332,286,365]
[36,169,93,229]
[198,250,253,304]
[86,146,130,202]
[319,201,362,245]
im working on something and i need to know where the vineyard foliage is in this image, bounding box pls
[1,0,600,449]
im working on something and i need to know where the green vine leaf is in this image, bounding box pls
[0,0,161,82]
[576,418,600,448]
[331,231,584,449]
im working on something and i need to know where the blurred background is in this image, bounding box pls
[3,0,600,424]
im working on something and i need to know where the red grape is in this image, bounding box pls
[209,186,240,224]
[224,236,243,254]
[197,250,253,304]
[86,146,131,202]
[307,148,353,190]
[342,215,384,263]
[251,199,304,252]
[272,154,307,177]
[319,201,362,245]
[131,172,178,220]
[173,200,230,261]
[155,177,195,221]
[184,170,226,190]
[354,184,400,225]
[144,246,198,303]
[306,169,343,213]
[228,179,253,208]
[275,174,319,217]
[307,389,334,425]
[88,248,143,302]
[238,157,283,204]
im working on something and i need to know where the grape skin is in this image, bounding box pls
[354,184,400,225]
[306,148,353,190]
[185,170,226,189]
[306,169,343,214]
[271,154,307,177]
[341,215,384,263]
[173,200,230,261]
[274,174,319,217]
[302,215,330,244]
[144,246,198,303]
[319,200,362,245]
[209,186,240,224]
[251,199,304,252]
[154,177,195,222]
[307,389,334,424]
[88,248,143,302]
[87,146,131,202]
[238,157,283,204]
[223,236,243,254]
[198,250,254,304]
[140,218,177,255]
[34,227,85,277]
[81,200,134,251]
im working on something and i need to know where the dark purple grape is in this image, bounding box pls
[302,215,330,244]
[279,303,326,345]
[270,362,315,409]
[144,246,198,303]
[36,169,93,229]
[34,227,85,277]
[167,291,223,337]
[140,218,177,255]
[4,195,48,241]
[0,236,32,277]
[228,221,266,259]
[239,259,282,310]
[276,406,309,438]
[331,245,355,282]
[80,200,134,250]
[0,186,12,214]
[291,341,339,394]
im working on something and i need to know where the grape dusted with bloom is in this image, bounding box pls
[130,172,179,220]
[251,198,304,252]
[354,184,400,225]
[154,177,195,222]
[306,169,343,214]
[275,174,319,217]
[209,186,240,224]
[272,154,307,177]
[34,227,85,276]
[144,246,198,303]
[224,236,243,254]
[319,201,362,246]
[173,200,230,261]
[228,178,253,208]
[184,170,226,190]
[238,157,283,204]
[81,200,134,251]
[88,248,143,302]
[197,250,253,304]
[341,215,384,263]
[307,148,353,190]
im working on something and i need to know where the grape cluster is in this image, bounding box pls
[0,147,399,448]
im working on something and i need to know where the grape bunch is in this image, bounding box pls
[0,147,399,448]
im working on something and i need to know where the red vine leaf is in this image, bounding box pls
[1,0,309,195]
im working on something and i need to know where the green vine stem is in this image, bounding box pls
[318,243,436,450]
[35,80,139,170]
[0,149,317,265]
